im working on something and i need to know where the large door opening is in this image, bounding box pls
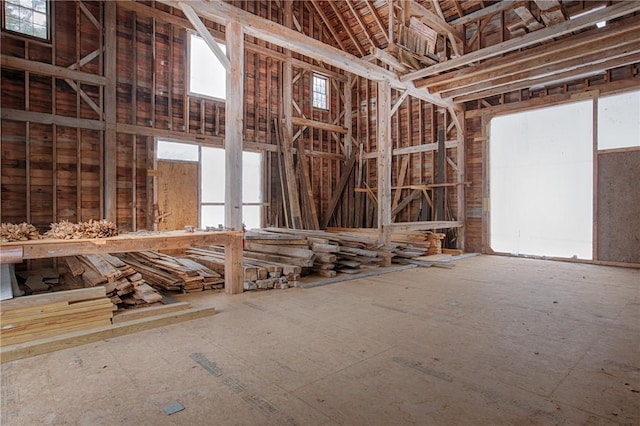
[490,101,593,259]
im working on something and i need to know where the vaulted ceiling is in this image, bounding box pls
[306,0,640,103]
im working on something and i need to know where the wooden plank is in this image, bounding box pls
[112,302,190,324]
[1,288,106,311]
[389,221,463,231]
[244,242,314,260]
[1,108,104,131]
[291,116,347,134]
[0,307,215,363]
[0,231,239,263]
[0,54,106,85]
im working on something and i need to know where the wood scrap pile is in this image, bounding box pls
[0,287,115,346]
[115,251,224,293]
[61,254,163,307]
[44,219,118,239]
[326,227,445,255]
[0,222,41,242]
[186,246,296,291]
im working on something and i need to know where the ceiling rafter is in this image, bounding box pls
[363,0,389,45]
[308,0,349,53]
[345,0,377,51]
[157,0,456,109]
[325,0,367,57]
[402,1,640,82]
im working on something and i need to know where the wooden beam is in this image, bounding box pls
[402,1,640,81]
[364,139,458,159]
[179,2,230,70]
[377,80,392,245]
[411,1,464,42]
[455,109,465,250]
[454,51,640,102]
[1,109,104,130]
[0,54,106,86]
[157,0,456,109]
[368,47,409,73]
[104,0,117,223]
[224,20,244,232]
[391,155,410,221]
[388,221,463,231]
[450,0,524,26]
[424,18,640,93]
[391,188,422,217]
[291,116,347,134]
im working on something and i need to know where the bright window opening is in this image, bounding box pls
[201,147,262,229]
[4,0,48,39]
[490,101,593,259]
[157,140,199,162]
[598,91,640,150]
[189,33,226,100]
[312,73,328,110]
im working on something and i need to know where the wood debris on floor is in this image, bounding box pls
[0,287,115,347]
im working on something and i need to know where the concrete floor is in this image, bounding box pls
[1,255,639,425]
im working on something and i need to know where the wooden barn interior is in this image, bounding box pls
[1,0,639,424]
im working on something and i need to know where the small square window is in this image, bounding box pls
[312,73,329,110]
[3,0,48,40]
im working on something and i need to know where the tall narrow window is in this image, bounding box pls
[3,0,48,40]
[312,73,328,110]
[189,33,226,100]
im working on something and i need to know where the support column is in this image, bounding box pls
[456,110,466,250]
[377,80,392,245]
[224,20,244,232]
[224,20,244,295]
[104,1,117,222]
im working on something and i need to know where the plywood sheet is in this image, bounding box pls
[156,161,199,231]
[597,149,640,263]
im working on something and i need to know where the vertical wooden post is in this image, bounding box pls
[435,128,445,221]
[104,0,117,222]
[377,80,392,245]
[456,110,466,250]
[224,20,244,294]
[225,20,244,232]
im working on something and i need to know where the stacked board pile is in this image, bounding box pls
[185,228,435,288]
[116,251,224,293]
[0,287,115,346]
[61,254,163,307]
[186,246,297,290]
[326,227,444,255]
[263,228,432,272]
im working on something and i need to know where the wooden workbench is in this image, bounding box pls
[0,230,245,295]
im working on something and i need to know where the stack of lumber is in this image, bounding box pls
[0,222,41,242]
[116,251,224,293]
[326,227,444,254]
[61,254,163,307]
[44,219,118,239]
[15,268,60,294]
[186,247,294,290]
[0,287,115,346]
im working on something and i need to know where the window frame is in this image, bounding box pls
[312,73,329,111]
[2,0,50,42]
[187,31,227,102]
